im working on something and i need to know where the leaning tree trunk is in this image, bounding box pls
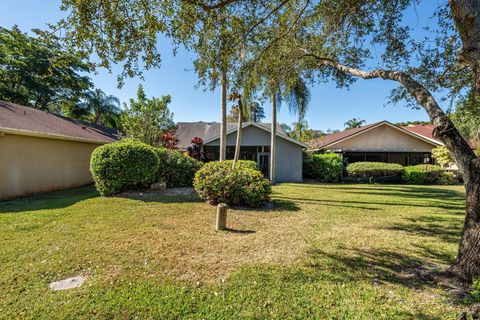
[304,52,480,281]
[220,69,228,161]
[270,93,277,184]
[232,96,244,170]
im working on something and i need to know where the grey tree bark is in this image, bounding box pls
[232,95,243,170]
[270,93,277,184]
[220,69,227,161]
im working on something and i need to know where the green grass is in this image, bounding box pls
[0,183,467,319]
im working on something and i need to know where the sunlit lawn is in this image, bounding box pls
[0,182,467,319]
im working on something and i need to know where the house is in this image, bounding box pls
[175,121,308,182]
[309,121,443,166]
[0,101,120,200]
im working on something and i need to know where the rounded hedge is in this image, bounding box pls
[346,162,404,178]
[155,148,202,188]
[90,139,159,196]
[403,164,454,185]
[303,153,343,182]
[194,161,271,207]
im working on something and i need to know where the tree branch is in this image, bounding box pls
[182,0,239,11]
[300,49,477,174]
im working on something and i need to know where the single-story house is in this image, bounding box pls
[309,121,444,166]
[175,121,308,182]
[0,101,120,200]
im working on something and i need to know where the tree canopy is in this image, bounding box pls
[0,26,92,112]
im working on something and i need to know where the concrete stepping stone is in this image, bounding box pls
[49,276,85,291]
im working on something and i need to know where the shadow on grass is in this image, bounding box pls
[386,215,463,244]
[117,193,202,204]
[306,247,444,290]
[0,185,98,214]
[223,227,256,234]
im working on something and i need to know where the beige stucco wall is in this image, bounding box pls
[0,133,101,200]
[327,124,437,152]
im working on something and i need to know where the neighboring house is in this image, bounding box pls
[0,101,120,200]
[176,121,308,182]
[309,121,443,166]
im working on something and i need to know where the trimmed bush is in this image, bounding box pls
[194,161,271,207]
[155,148,202,188]
[403,164,454,185]
[303,153,342,182]
[346,162,404,178]
[90,139,159,196]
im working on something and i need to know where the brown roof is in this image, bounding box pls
[401,124,441,142]
[309,121,444,150]
[308,122,381,149]
[0,101,120,143]
[175,122,289,150]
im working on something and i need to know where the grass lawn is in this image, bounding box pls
[0,183,468,319]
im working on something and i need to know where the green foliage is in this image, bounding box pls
[303,153,343,182]
[470,278,480,303]
[431,146,455,168]
[155,148,202,188]
[73,89,121,129]
[122,85,174,146]
[0,26,92,112]
[344,118,366,129]
[346,162,404,178]
[90,139,159,196]
[194,161,271,207]
[403,164,454,185]
[451,89,480,141]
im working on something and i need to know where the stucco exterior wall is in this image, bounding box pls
[0,133,100,200]
[327,124,436,152]
[205,125,303,182]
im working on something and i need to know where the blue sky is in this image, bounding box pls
[1,0,437,131]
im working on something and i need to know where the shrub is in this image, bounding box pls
[346,162,404,178]
[90,139,159,196]
[303,153,342,182]
[155,148,202,188]
[403,164,454,185]
[194,161,271,207]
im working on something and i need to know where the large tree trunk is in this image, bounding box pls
[270,93,277,184]
[220,69,227,161]
[232,95,243,170]
[449,0,480,94]
[303,53,480,282]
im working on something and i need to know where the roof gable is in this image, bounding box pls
[311,121,443,151]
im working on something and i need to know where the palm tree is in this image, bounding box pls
[229,92,244,170]
[344,118,366,129]
[269,77,311,183]
[80,89,121,128]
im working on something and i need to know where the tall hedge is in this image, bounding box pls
[403,164,454,185]
[155,148,202,188]
[346,162,404,178]
[90,139,159,196]
[303,153,342,182]
[194,161,271,207]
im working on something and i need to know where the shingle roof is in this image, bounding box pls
[400,124,441,142]
[0,101,120,143]
[309,121,444,150]
[175,122,288,150]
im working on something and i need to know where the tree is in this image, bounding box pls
[0,26,92,112]
[228,92,244,169]
[161,128,179,150]
[121,85,174,147]
[249,102,265,122]
[59,0,480,282]
[432,146,455,168]
[226,104,249,122]
[75,89,121,129]
[344,118,366,129]
[280,123,292,135]
[452,89,480,142]
[290,120,311,142]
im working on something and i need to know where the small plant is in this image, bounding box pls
[90,139,159,196]
[403,164,454,185]
[470,278,480,303]
[346,162,404,178]
[187,137,204,161]
[303,153,343,182]
[194,161,271,207]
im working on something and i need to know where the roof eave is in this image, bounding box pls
[0,127,115,144]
